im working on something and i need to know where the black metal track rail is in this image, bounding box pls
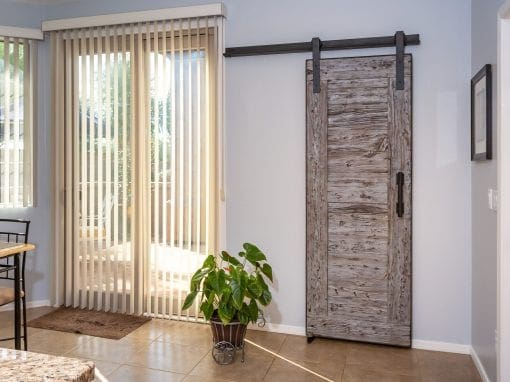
[224,32,421,93]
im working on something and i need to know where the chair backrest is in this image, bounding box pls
[0,219,30,285]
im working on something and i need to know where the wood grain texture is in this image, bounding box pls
[306,80,329,318]
[306,55,412,347]
[387,74,413,324]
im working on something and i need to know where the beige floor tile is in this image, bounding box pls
[125,319,175,341]
[65,336,141,364]
[188,343,274,382]
[182,374,238,382]
[264,358,341,382]
[108,365,185,382]
[279,335,350,367]
[345,342,420,376]
[26,329,89,355]
[341,366,422,382]
[417,350,481,382]
[154,320,212,347]
[80,358,121,377]
[126,340,209,374]
[245,329,287,352]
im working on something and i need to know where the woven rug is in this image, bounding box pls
[28,307,151,340]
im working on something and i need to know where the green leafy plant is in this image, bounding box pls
[182,243,273,325]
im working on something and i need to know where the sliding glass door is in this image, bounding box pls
[52,18,220,319]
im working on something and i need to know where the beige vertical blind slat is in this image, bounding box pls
[104,26,112,312]
[112,24,120,313]
[87,27,96,310]
[12,39,19,207]
[51,30,66,306]
[177,18,185,318]
[64,34,73,306]
[169,19,176,318]
[204,17,211,258]
[96,26,104,311]
[79,31,88,309]
[3,37,10,205]
[22,39,33,206]
[72,30,80,307]
[128,24,135,314]
[161,19,168,318]
[153,20,160,317]
[193,18,202,321]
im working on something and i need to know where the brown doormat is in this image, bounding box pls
[27,307,151,340]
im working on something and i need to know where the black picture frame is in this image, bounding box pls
[471,64,492,161]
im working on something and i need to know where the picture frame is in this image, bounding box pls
[471,64,492,161]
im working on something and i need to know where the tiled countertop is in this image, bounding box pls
[0,348,95,382]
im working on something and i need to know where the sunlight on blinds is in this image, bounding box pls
[0,37,35,207]
[52,17,220,319]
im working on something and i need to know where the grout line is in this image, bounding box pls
[244,339,334,382]
[262,356,276,380]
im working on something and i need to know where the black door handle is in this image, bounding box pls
[396,172,404,217]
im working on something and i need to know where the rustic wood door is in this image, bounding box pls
[306,55,412,347]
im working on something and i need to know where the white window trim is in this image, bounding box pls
[42,3,226,32]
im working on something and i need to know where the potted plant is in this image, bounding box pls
[182,243,273,353]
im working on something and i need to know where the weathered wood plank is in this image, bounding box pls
[328,236,387,254]
[328,180,387,204]
[328,155,389,174]
[328,110,389,126]
[306,55,412,81]
[387,74,412,324]
[328,256,388,279]
[328,208,388,239]
[306,80,329,318]
[307,315,411,347]
[328,128,388,154]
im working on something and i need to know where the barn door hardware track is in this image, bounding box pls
[224,31,420,93]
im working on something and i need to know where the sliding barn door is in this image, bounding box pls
[306,55,412,347]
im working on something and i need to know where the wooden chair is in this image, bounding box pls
[0,219,30,350]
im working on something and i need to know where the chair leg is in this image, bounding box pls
[22,295,27,351]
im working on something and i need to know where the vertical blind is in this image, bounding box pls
[52,17,221,318]
[0,36,36,207]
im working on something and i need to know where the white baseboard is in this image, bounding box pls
[249,324,471,356]
[470,346,491,382]
[248,322,306,336]
[411,339,471,354]
[0,300,50,312]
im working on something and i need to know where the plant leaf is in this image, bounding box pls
[247,277,263,298]
[231,279,244,310]
[182,290,198,311]
[218,300,235,324]
[203,254,216,269]
[249,298,259,322]
[221,251,241,266]
[200,299,214,320]
[261,263,273,282]
[258,289,272,306]
[243,243,267,265]
[238,303,251,325]
[190,268,211,291]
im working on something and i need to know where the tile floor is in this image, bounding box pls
[0,307,481,382]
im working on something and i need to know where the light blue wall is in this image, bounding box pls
[471,0,503,380]
[1,0,474,346]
